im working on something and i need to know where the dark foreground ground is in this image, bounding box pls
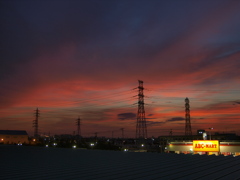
[1,145,240,180]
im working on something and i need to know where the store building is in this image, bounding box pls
[166,140,240,156]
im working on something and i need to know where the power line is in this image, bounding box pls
[146,88,240,92]
[29,90,136,108]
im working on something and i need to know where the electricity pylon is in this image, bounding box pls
[136,80,147,139]
[185,97,192,136]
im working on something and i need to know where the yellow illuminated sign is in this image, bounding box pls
[193,140,219,152]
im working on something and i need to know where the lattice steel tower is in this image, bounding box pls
[185,97,192,136]
[76,116,81,137]
[136,80,147,139]
[33,108,40,138]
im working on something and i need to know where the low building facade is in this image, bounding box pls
[0,130,29,145]
[166,140,240,156]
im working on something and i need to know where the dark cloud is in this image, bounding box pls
[233,101,240,105]
[118,113,136,121]
[147,121,165,126]
[166,117,185,122]
[199,100,240,111]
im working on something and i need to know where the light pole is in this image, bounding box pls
[209,127,213,140]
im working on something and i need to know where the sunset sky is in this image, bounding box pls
[1,0,240,138]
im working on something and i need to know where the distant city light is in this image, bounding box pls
[72,145,76,148]
[46,145,49,147]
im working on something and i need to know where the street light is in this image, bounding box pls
[209,128,213,140]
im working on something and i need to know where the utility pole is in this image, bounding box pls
[209,127,213,140]
[136,80,147,139]
[33,108,40,138]
[185,97,192,136]
[76,116,81,137]
[120,128,124,139]
[112,131,114,139]
[94,132,98,142]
